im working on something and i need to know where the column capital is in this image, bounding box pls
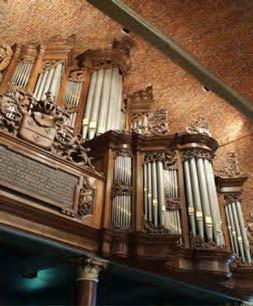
[78,257,109,282]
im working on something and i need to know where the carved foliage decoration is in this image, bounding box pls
[223,152,242,178]
[144,150,177,170]
[0,91,22,133]
[224,193,241,204]
[146,109,169,136]
[131,109,169,136]
[0,42,13,81]
[52,127,94,169]
[127,85,153,110]
[182,148,213,162]
[43,60,64,71]
[166,197,181,210]
[144,220,171,235]
[190,234,226,250]
[111,183,133,198]
[186,116,211,137]
[78,177,94,218]
[68,69,87,82]
[0,88,95,170]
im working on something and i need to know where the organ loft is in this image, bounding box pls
[0,1,253,305]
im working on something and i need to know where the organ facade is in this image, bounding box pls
[0,36,252,305]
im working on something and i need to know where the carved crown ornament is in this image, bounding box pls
[0,42,13,82]
[218,152,243,178]
[76,37,133,75]
[131,109,169,137]
[126,85,154,112]
[186,116,211,137]
[0,88,95,171]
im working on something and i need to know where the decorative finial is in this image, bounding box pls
[186,116,211,137]
[223,152,242,178]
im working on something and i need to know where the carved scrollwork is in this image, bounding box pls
[182,148,213,162]
[146,109,169,136]
[224,193,241,204]
[111,183,133,197]
[0,93,22,133]
[52,128,94,169]
[78,177,94,218]
[43,60,64,71]
[127,85,153,110]
[0,88,96,170]
[68,69,86,82]
[0,42,13,81]
[166,197,181,210]
[190,234,227,250]
[115,149,133,158]
[186,116,211,137]
[222,152,242,178]
[144,221,171,235]
[144,151,177,170]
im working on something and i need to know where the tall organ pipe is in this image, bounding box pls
[196,158,213,241]
[151,161,158,226]
[157,161,165,225]
[205,160,224,244]
[203,159,221,245]
[189,157,204,238]
[88,69,104,139]
[97,68,112,135]
[183,160,197,236]
[231,202,246,262]
[235,201,251,264]
[106,68,119,131]
[82,71,97,139]
[147,162,152,222]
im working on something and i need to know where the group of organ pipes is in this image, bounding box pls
[0,37,252,270]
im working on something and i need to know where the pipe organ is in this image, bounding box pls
[1,37,253,300]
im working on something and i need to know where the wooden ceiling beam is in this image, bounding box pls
[87,0,253,121]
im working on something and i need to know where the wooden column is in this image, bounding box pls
[26,45,46,94]
[76,257,108,306]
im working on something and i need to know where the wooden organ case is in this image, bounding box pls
[0,37,253,302]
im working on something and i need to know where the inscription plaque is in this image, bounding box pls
[0,144,79,209]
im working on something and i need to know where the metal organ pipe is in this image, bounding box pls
[225,198,251,264]
[151,161,158,226]
[196,158,213,241]
[82,71,97,139]
[205,159,224,244]
[157,161,165,225]
[183,160,197,236]
[203,159,222,245]
[189,157,205,239]
[236,201,251,264]
[11,60,33,88]
[97,68,112,135]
